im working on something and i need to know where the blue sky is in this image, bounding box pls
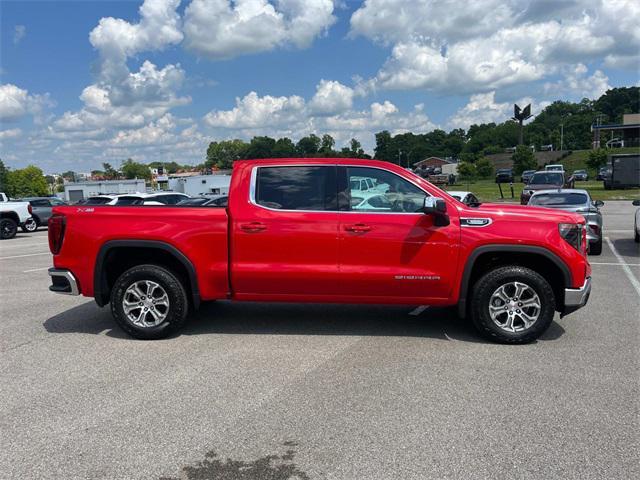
[1,0,638,173]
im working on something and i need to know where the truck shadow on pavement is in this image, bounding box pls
[160,441,309,480]
[43,300,565,344]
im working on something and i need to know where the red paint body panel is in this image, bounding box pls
[50,158,590,307]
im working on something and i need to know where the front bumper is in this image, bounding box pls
[561,276,591,317]
[48,268,80,296]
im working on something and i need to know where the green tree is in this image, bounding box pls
[475,158,494,178]
[0,159,8,193]
[319,134,335,155]
[206,139,247,169]
[61,171,77,182]
[5,165,49,197]
[245,136,276,159]
[457,161,477,181]
[272,137,297,157]
[121,159,151,180]
[102,162,119,180]
[296,134,321,156]
[587,148,608,170]
[512,146,537,175]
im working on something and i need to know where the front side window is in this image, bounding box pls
[255,166,337,211]
[346,167,427,213]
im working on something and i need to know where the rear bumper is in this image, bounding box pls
[561,276,591,317]
[48,268,80,296]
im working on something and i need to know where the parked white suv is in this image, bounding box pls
[0,192,34,239]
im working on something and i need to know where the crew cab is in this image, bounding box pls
[47,158,592,344]
[0,192,33,239]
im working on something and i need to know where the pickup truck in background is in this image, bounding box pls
[0,192,33,239]
[47,158,592,344]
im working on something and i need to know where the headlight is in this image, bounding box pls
[559,223,583,252]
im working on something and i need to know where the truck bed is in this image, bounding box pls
[52,205,230,301]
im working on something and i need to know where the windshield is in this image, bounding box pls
[530,172,563,185]
[530,193,588,206]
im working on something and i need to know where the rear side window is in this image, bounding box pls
[31,199,50,207]
[163,195,187,205]
[255,166,337,211]
[85,197,112,205]
[115,196,143,205]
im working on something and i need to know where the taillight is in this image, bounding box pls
[558,223,584,253]
[28,204,33,214]
[48,214,66,254]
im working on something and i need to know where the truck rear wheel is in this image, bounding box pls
[470,266,555,344]
[0,218,18,240]
[110,264,189,340]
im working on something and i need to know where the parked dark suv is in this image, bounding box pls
[495,168,514,183]
[19,197,67,232]
[520,171,574,204]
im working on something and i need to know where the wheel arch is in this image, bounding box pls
[94,240,201,309]
[0,211,20,224]
[458,245,571,317]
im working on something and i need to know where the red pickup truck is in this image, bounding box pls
[48,158,591,343]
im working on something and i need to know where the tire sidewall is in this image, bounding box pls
[22,218,38,233]
[0,219,18,239]
[471,266,556,344]
[110,265,188,339]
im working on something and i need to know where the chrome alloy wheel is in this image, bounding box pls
[24,218,38,232]
[122,280,170,327]
[488,281,541,333]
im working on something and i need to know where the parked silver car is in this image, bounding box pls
[528,189,604,255]
[19,197,67,232]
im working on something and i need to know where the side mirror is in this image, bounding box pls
[423,197,450,226]
[633,200,640,206]
[593,200,604,208]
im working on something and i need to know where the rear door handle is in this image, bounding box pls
[345,223,371,233]
[240,222,267,232]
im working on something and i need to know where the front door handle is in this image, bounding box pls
[240,222,267,233]
[345,223,371,233]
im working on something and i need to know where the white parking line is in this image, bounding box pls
[409,305,429,316]
[591,262,640,266]
[604,237,640,297]
[23,267,50,273]
[0,252,50,260]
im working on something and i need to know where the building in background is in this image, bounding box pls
[63,179,146,203]
[592,113,640,148]
[169,174,231,196]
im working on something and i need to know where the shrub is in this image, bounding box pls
[512,145,537,175]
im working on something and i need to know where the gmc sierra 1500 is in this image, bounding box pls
[47,158,591,343]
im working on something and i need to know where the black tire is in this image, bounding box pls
[110,264,189,340]
[589,237,602,255]
[0,218,18,240]
[21,217,38,233]
[470,266,556,344]
[634,229,639,243]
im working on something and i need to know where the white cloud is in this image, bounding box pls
[0,128,22,139]
[0,84,51,122]
[13,25,26,44]
[447,91,551,129]
[183,0,336,59]
[309,80,354,115]
[202,86,436,151]
[544,64,611,100]
[89,0,182,82]
[350,0,640,95]
[204,91,306,129]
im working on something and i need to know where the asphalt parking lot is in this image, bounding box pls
[1,202,639,480]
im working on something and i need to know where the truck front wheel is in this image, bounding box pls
[110,264,189,340]
[470,266,556,344]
